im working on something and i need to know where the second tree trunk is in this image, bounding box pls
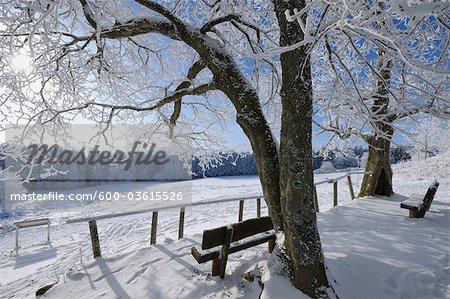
[359,136,393,197]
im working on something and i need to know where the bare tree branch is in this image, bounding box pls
[201,14,261,41]
[42,82,216,124]
[170,60,207,125]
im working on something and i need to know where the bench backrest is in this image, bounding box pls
[201,216,273,250]
[421,181,439,214]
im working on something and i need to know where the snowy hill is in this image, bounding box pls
[393,150,450,181]
[0,155,449,298]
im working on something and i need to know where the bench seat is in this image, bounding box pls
[400,195,424,210]
[400,181,439,218]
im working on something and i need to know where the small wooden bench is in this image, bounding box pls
[400,181,439,218]
[14,218,51,248]
[191,216,275,278]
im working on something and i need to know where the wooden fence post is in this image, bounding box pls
[178,207,185,240]
[238,200,244,222]
[333,181,338,207]
[256,198,261,218]
[150,211,158,245]
[313,186,319,212]
[347,175,355,200]
[88,220,101,258]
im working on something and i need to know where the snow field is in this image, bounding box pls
[0,157,448,298]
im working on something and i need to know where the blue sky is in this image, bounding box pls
[222,114,412,151]
[222,120,363,151]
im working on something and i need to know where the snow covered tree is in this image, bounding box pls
[404,116,450,160]
[3,0,446,295]
[0,0,329,296]
[301,1,450,197]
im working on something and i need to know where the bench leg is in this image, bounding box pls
[268,239,276,253]
[218,228,233,278]
[219,256,229,279]
[15,228,19,248]
[409,209,419,218]
[212,258,220,276]
[418,208,427,218]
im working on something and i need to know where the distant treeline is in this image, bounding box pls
[191,145,415,178]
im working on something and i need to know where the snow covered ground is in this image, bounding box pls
[0,154,449,298]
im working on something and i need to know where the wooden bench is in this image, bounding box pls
[191,216,275,278]
[400,181,439,218]
[14,218,51,248]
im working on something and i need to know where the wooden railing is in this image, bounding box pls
[66,171,366,258]
[313,171,366,211]
[67,195,264,258]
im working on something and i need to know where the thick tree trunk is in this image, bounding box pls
[278,59,329,297]
[359,46,394,198]
[359,136,393,197]
[274,0,329,297]
[175,14,328,296]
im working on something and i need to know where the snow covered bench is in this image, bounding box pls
[191,216,275,278]
[400,181,439,218]
[14,218,51,248]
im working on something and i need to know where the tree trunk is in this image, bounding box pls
[359,46,394,198]
[174,13,328,296]
[359,136,393,197]
[274,0,329,297]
